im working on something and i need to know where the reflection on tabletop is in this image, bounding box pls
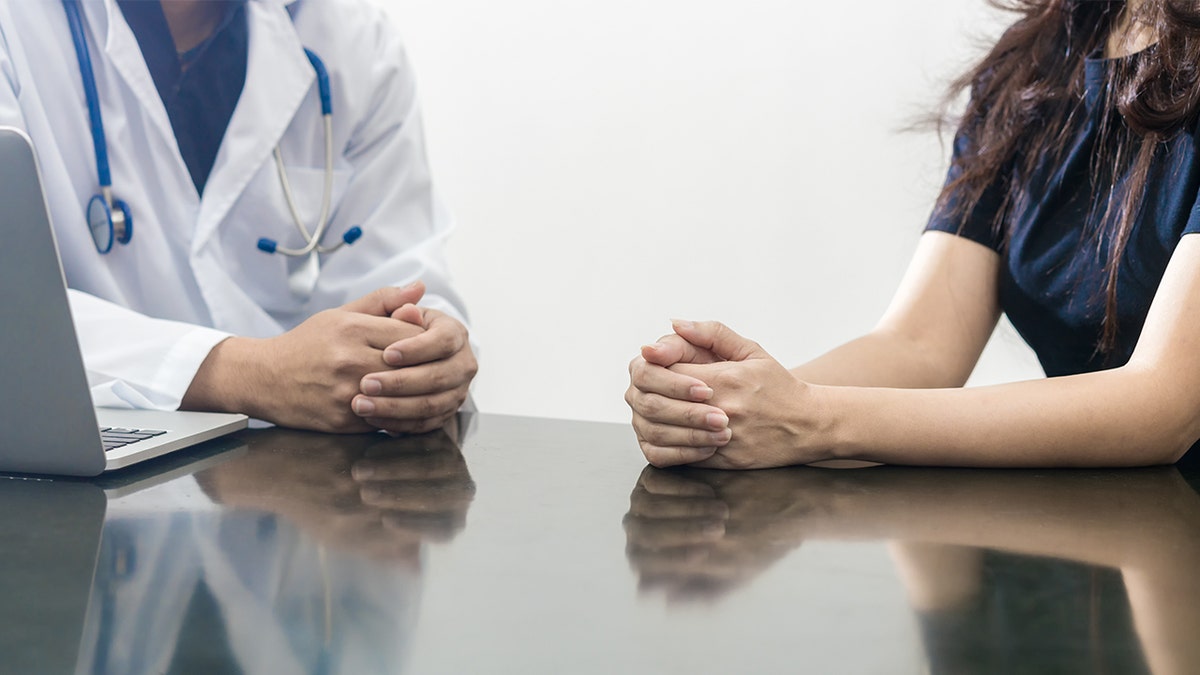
[0,426,474,675]
[198,424,476,564]
[624,464,1200,675]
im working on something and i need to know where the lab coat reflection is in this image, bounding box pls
[78,512,420,675]
[0,0,466,409]
[78,427,475,674]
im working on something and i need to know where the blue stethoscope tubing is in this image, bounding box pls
[62,0,362,258]
[258,49,362,258]
[63,0,131,254]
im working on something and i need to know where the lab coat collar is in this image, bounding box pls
[191,0,314,253]
[79,0,312,251]
[87,0,178,176]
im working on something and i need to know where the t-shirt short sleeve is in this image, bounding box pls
[925,128,1006,252]
[1182,184,1200,237]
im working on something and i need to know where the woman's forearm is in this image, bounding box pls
[816,364,1197,467]
[790,329,981,390]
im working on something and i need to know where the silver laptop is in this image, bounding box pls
[0,127,247,476]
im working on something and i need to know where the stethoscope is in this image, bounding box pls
[63,0,362,270]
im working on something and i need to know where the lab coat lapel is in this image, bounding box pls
[193,0,313,254]
[93,0,179,178]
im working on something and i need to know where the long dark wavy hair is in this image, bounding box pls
[938,0,1200,350]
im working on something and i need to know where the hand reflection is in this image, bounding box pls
[197,426,475,565]
[623,465,821,602]
[626,463,1200,674]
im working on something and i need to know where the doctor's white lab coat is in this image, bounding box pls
[0,0,468,409]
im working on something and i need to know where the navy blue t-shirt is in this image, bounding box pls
[117,0,248,196]
[927,55,1200,378]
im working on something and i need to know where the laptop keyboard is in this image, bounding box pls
[101,427,167,453]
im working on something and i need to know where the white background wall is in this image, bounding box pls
[372,0,1044,424]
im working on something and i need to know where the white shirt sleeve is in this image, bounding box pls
[69,290,231,410]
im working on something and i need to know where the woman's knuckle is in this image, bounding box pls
[689,428,712,445]
[639,395,663,417]
[642,445,672,468]
[712,370,742,390]
[644,425,675,446]
[628,357,644,379]
[646,454,672,469]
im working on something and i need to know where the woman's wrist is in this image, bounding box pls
[801,383,855,464]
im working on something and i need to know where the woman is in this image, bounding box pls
[626,0,1200,468]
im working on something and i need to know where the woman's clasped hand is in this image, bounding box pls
[627,320,824,469]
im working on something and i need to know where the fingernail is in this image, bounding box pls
[403,280,421,289]
[352,464,374,480]
[361,378,382,396]
[710,429,732,445]
[354,398,376,416]
[384,348,403,364]
[705,412,729,429]
[690,385,713,401]
[672,319,695,330]
[701,521,726,537]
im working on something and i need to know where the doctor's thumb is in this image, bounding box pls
[343,281,427,316]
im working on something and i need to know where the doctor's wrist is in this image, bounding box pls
[181,336,268,419]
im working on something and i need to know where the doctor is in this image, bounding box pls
[0,0,476,434]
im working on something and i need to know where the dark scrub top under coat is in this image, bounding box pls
[117,0,248,196]
[926,54,1200,465]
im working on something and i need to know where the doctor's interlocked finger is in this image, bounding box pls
[381,309,470,367]
[360,350,478,398]
[353,386,465,422]
[341,282,427,317]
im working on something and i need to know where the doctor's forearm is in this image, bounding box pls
[814,366,1197,467]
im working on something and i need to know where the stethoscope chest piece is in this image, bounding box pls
[87,193,132,254]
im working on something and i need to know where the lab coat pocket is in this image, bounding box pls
[225,164,353,319]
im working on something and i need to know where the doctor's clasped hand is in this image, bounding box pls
[184,282,477,435]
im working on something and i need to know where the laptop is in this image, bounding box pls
[0,126,247,476]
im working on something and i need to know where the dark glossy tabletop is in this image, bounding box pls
[3,413,1199,675]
